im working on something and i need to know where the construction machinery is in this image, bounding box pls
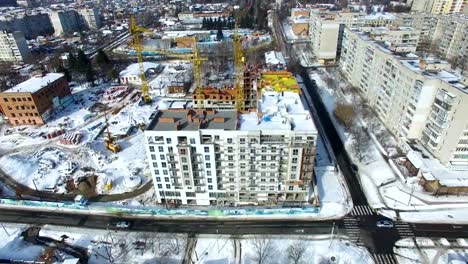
[233,4,252,111]
[130,16,153,104]
[104,112,122,153]
[129,16,206,108]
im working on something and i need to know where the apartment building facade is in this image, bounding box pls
[78,8,102,29]
[309,12,340,64]
[0,11,54,39]
[340,27,468,169]
[144,91,317,206]
[50,9,83,36]
[433,15,468,69]
[412,0,466,14]
[0,73,70,125]
[395,13,438,49]
[0,31,30,63]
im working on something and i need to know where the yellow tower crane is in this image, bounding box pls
[130,16,153,104]
[129,17,206,108]
[234,4,252,111]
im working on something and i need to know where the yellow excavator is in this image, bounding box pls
[104,112,121,153]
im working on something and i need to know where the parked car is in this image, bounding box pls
[114,221,131,228]
[376,220,394,228]
[351,163,359,173]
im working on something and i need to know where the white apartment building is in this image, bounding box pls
[340,27,468,169]
[79,8,102,29]
[144,91,317,206]
[0,31,30,63]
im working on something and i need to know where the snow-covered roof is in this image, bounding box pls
[4,73,64,93]
[238,91,316,132]
[411,150,468,187]
[119,62,160,77]
[407,150,424,169]
[364,12,396,20]
[265,51,286,65]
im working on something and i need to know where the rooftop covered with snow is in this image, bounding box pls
[119,62,160,77]
[238,91,316,132]
[3,73,65,94]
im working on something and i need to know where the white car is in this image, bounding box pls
[376,220,394,228]
[115,221,131,228]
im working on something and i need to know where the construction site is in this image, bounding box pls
[0,5,320,207]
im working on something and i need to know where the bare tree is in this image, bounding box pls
[287,241,307,264]
[93,231,133,264]
[351,125,370,162]
[251,236,276,264]
[334,103,356,130]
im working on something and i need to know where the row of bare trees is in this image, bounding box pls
[92,231,187,264]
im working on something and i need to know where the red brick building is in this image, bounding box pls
[0,73,70,125]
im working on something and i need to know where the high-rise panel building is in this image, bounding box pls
[340,27,468,170]
[50,9,83,36]
[411,0,467,14]
[0,30,30,63]
[0,11,54,39]
[78,8,102,29]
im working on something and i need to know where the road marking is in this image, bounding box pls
[395,222,415,238]
[350,205,374,216]
[373,253,397,264]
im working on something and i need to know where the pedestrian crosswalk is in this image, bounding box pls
[350,205,375,216]
[343,217,364,246]
[394,222,415,238]
[372,253,398,264]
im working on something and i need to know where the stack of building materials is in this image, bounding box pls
[60,131,83,145]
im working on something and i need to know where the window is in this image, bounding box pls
[161,162,167,168]
[190,138,196,144]
[215,135,220,140]
[240,138,246,143]
[149,146,155,152]
[158,146,164,152]
[185,180,190,185]
[207,178,212,183]
[156,177,161,182]
[207,171,211,176]
[292,158,298,163]
[227,138,233,143]
[180,149,187,155]
[206,163,211,169]
[168,147,173,153]
[182,165,188,170]
[151,154,156,160]
[292,166,297,171]
[184,172,190,178]
[181,157,187,162]
[160,154,165,160]
[229,178,234,182]
[152,162,158,168]
[163,170,168,175]
[164,177,169,182]
[289,186,294,191]
[166,138,172,144]
[157,184,162,188]
[208,185,213,190]
[205,155,210,161]
[293,149,299,155]
[204,147,210,153]
[228,156,234,161]
[166,184,171,188]
[270,179,275,182]
[154,170,160,175]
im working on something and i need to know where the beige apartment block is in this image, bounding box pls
[340,27,468,169]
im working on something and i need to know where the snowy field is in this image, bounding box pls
[0,82,156,195]
[395,237,468,264]
[0,224,374,264]
[309,68,468,223]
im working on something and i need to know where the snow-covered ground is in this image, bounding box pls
[0,82,154,195]
[0,224,374,264]
[309,68,468,223]
[395,237,468,264]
